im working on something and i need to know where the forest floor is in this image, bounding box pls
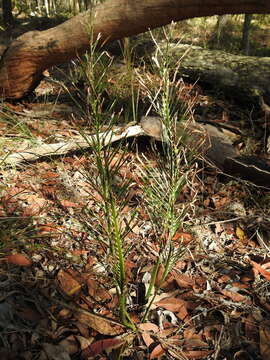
[0,16,270,360]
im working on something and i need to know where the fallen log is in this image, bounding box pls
[1,0,270,99]
[156,43,270,101]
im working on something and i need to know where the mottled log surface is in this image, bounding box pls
[1,0,270,99]
[159,43,270,100]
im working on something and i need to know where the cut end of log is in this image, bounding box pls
[0,71,44,100]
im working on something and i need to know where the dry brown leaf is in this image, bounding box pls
[87,278,111,302]
[59,335,80,356]
[42,178,59,186]
[57,270,82,297]
[23,193,47,204]
[155,297,187,312]
[4,186,27,197]
[169,349,213,359]
[244,314,258,341]
[130,312,140,324]
[58,308,72,319]
[138,323,159,347]
[43,171,60,178]
[22,198,48,216]
[260,321,270,360]
[175,260,187,270]
[38,223,65,234]
[173,273,194,288]
[150,344,165,359]
[177,307,190,322]
[159,273,177,292]
[172,232,193,245]
[203,198,210,207]
[217,274,231,283]
[40,343,71,360]
[75,311,125,336]
[231,281,248,289]
[81,338,124,359]
[155,297,189,321]
[74,321,90,338]
[193,275,207,291]
[262,262,270,270]
[183,338,209,351]
[5,254,32,267]
[155,264,165,287]
[220,289,250,303]
[250,260,270,281]
[153,291,182,305]
[72,250,89,257]
[184,327,203,341]
[159,327,177,338]
[75,335,94,352]
[60,200,82,208]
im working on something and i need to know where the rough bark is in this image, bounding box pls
[159,43,270,101]
[214,15,230,46]
[0,0,270,99]
[241,14,253,55]
[2,0,14,26]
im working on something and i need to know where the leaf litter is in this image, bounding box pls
[0,45,270,360]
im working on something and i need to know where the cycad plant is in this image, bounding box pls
[66,23,198,329]
[68,29,136,330]
[89,129,136,330]
[137,27,198,321]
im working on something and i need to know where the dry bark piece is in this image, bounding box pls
[140,116,270,187]
[140,116,238,168]
[0,124,144,166]
[224,156,270,187]
[5,254,32,267]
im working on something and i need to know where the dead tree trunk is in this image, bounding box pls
[241,14,253,55]
[1,0,270,99]
[2,0,14,26]
[214,15,230,46]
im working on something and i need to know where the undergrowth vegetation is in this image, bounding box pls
[0,9,270,360]
[62,27,199,330]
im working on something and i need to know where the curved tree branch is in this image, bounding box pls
[0,0,270,99]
